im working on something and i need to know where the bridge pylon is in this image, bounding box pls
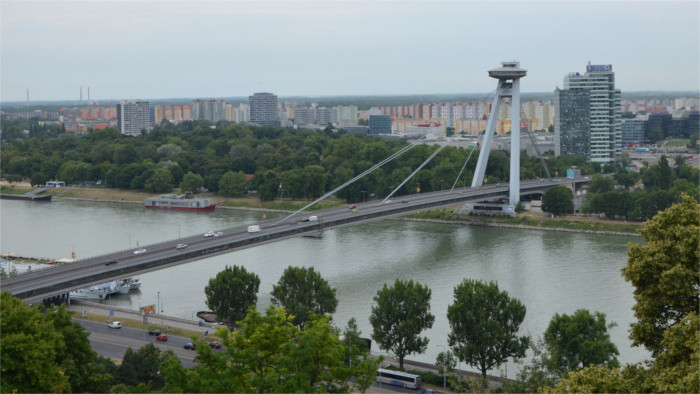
[471,61,526,206]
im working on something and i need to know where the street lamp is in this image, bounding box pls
[361,190,366,203]
[437,345,447,390]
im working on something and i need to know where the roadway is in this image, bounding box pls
[2,177,587,304]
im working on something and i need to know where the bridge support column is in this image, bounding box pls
[471,61,526,207]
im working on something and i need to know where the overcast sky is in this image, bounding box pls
[1,0,698,102]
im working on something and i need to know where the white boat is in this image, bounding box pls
[116,278,141,294]
[70,282,118,299]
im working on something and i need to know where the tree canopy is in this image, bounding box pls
[447,279,529,378]
[161,306,380,393]
[369,279,435,369]
[270,266,338,329]
[622,194,699,356]
[0,291,112,393]
[204,265,261,328]
[541,185,574,215]
[543,309,619,374]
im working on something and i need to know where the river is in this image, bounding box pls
[0,198,650,376]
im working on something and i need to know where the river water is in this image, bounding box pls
[1,198,650,375]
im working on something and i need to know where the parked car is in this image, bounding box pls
[108,321,122,329]
[156,334,168,342]
[209,342,222,349]
[148,329,161,336]
[203,231,215,238]
[183,343,196,350]
[214,231,223,237]
[133,248,146,254]
[105,260,118,266]
[176,243,188,249]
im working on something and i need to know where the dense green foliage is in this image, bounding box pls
[541,185,574,215]
[582,156,699,219]
[369,279,435,369]
[0,291,112,393]
[447,279,529,378]
[622,194,699,355]
[543,309,619,374]
[0,118,601,202]
[161,306,381,393]
[204,265,261,328]
[270,266,338,328]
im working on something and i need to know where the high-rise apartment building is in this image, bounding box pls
[191,99,226,122]
[249,92,279,126]
[554,62,621,162]
[117,100,151,136]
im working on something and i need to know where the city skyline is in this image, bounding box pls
[1,1,699,102]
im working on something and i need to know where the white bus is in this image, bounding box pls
[376,368,421,389]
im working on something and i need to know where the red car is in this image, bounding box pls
[209,342,222,349]
[156,334,168,342]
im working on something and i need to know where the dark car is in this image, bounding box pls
[148,329,161,336]
[209,342,222,349]
[183,343,196,350]
[105,260,118,266]
[156,334,168,342]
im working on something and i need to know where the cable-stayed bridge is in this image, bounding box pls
[2,178,590,305]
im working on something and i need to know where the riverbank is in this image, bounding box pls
[0,182,644,235]
[404,208,643,236]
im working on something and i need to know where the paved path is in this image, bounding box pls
[67,299,218,335]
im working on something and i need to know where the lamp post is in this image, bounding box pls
[157,292,162,330]
[437,345,447,390]
[361,190,366,203]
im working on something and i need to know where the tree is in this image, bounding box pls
[544,309,619,375]
[218,170,248,197]
[447,279,529,378]
[115,343,174,390]
[622,194,699,356]
[205,265,260,328]
[144,167,174,193]
[0,291,112,393]
[162,306,377,393]
[180,171,203,193]
[369,279,435,369]
[436,350,457,390]
[542,185,574,215]
[271,266,338,329]
[587,173,615,194]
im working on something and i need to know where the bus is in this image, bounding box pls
[376,368,421,389]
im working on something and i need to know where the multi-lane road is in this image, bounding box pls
[2,178,584,304]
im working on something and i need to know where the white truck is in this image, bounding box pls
[247,225,261,233]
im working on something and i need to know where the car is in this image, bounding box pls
[133,248,146,254]
[156,334,168,342]
[496,183,502,186]
[203,231,215,238]
[401,200,408,203]
[209,342,222,349]
[148,329,161,336]
[183,343,196,350]
[105,260,118,266]
[214,231,223,237]
[348,204,357,209]
[351,209,358,213]
[176,243,188,249]
[108,321,122,329]
[539,178,545,182]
